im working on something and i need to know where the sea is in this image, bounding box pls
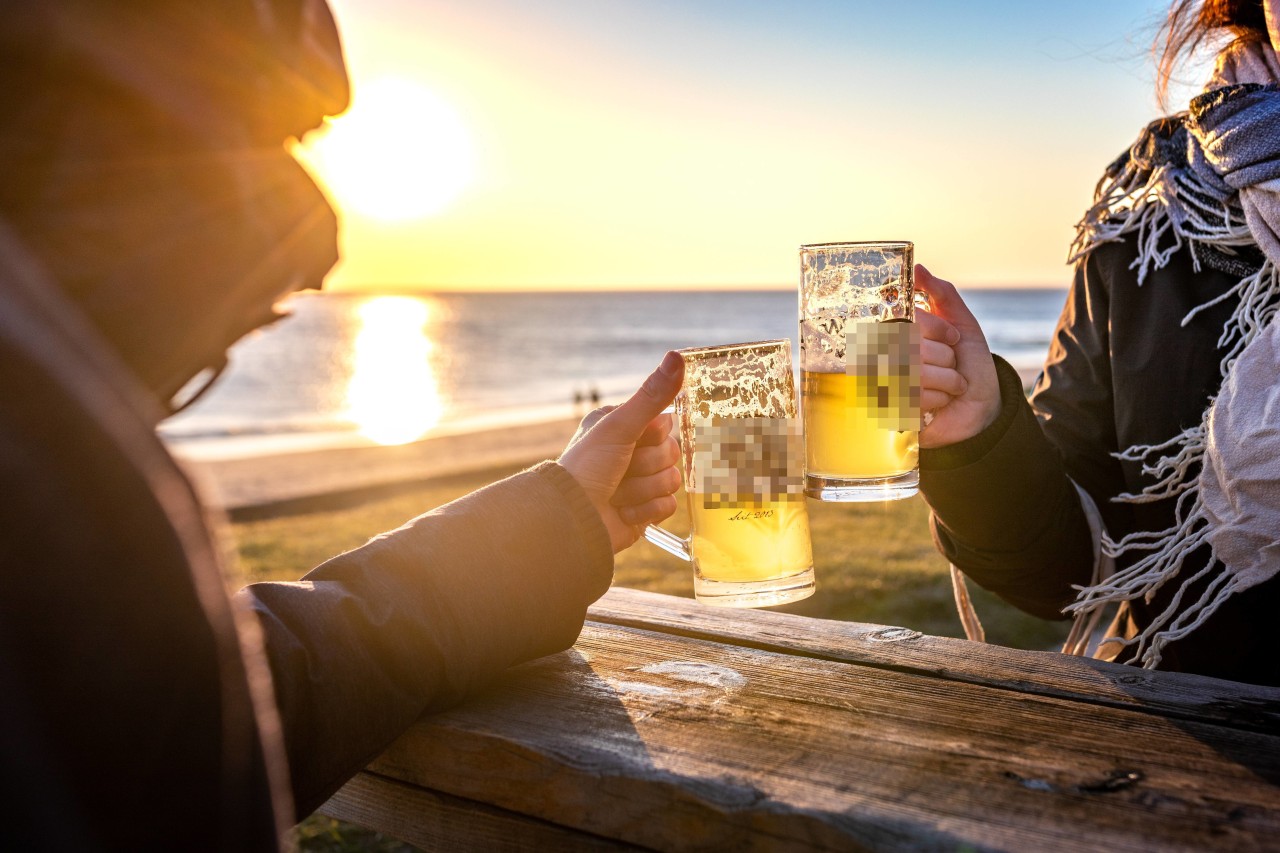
[159,288,1067,460]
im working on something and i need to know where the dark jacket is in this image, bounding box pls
[0,231,613,849]
[921,234,1280,686]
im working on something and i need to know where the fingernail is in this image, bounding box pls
[659,351,682,376]
[947,327,961,346]
[619,506,638,525]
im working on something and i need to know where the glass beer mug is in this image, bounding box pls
[644,340,815,608]
[799,241,923,502]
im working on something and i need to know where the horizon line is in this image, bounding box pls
[319,281,1068,295]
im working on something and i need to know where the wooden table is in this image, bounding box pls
[320,588,1280,851]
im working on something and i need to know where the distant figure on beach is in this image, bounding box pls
[914,0,1280,687]
[0,3,682,850]
[572,384,602,413]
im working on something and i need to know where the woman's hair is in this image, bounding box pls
[1158,0,1269,107]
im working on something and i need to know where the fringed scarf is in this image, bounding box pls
[1065,33,1280,668]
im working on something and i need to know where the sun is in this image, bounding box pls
[297,78,476,222]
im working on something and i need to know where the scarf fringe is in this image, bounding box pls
[1066,134,1280,668]
[1070,509,1210,607]
[1169,171,1254,244]
[1104,487,1202,553]
[1070,162,1183,286]
[1210,262,1280,372]
[1066,507,1228,669]
[1110,426,1204,504]
[1088,559,1244,669]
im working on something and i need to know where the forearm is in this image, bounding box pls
[920,356,1094,619]
[236,461,613,816]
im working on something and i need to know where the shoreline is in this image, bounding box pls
[181,364,1043,516]
[178,415,580,513]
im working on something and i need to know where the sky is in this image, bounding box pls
[295,0,1213,291]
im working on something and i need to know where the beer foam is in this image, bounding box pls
[800,244,912,372]
[677,342,799,497]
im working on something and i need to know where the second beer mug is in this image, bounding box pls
[644,340,815,608]
[799,241,922,502]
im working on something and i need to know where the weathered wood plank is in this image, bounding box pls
[319,770,646,852]
[362,621,1280,852]
[589,587,1280,732]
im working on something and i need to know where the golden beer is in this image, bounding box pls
[688,498,813,583]
[801,369,918,479]
[800,240,919,501]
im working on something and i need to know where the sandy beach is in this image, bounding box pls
[177,416,580,514]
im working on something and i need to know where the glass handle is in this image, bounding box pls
[644,403,691,560]
[644,523,691,561]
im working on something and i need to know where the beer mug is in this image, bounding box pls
[799,241,922,502]
[644,340,815,608]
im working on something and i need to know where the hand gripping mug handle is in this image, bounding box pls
[643,404,692,561]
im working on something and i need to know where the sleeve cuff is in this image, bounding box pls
[919,354,1088,560]
[533,460,614,596]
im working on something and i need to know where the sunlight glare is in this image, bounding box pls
[346,296,444,445]
[300,78,476,221]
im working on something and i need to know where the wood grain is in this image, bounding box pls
[589,587,1280,732]
[351,616,1280,852]
[320,771,642,852]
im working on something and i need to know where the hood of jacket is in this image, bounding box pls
[0,0,349,408]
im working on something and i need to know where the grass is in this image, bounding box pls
[228,461,1068,850]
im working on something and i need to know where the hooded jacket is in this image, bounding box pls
[0,4,613,848]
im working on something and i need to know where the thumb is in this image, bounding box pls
[916,264,982,334]
[595,351,684,442]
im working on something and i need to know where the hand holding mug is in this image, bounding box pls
[914,265,1002,449]
[559,352,684,552]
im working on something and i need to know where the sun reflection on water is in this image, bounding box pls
[346,295,443,445]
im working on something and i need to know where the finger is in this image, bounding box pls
[619,494,679,527]
[613,525,642,552]
[915,305,960,346]
[595,352,684,444]
[573,405,616,440]
[922,363,968,397]
[610,466,682,507]
[922,388,955,411]
[635,412,675,447]
[626,436,680,476]
[915,265,984,335]
[922,338,957,370]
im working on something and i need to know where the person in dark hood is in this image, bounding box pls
[0,2,683,849]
